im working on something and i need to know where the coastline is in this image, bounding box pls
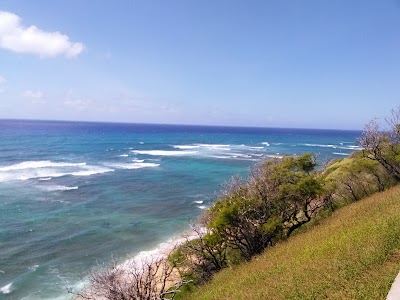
[0,120,361,299]
[74,228,201,299]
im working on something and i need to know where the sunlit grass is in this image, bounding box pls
[179,185,400,300]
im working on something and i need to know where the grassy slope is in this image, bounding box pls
[180,185,400,300]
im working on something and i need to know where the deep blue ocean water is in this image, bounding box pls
[0,120,361,299]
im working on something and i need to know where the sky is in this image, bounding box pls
[0,0,399,129]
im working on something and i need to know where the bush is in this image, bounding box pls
[323,153,396,204]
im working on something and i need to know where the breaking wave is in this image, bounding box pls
[0,161,86,172]
[333,152,350,156]
[107,162,160,169]
[0,282,12,294]
[131,150,198,156]
[38,185,79,191]
[0,161,113,182]
[300,143,363,150]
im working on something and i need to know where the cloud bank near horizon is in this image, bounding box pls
[0,11,85,58]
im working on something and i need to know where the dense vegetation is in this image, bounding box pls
[172,153,332,283]
[178,184,400,300]
[170,107,400,295]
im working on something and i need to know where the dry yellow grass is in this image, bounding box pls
[179,185,400,300]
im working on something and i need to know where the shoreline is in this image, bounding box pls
[74,228,202,299]
[118,227,200,274]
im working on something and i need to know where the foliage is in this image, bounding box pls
[179,185,400,300]
[176,142,399,287]
[323,152,396,204]
[171,227,228,284]
[206,154,329,260]
[171,154,331,283]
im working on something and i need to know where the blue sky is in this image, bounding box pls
[0,0,399,129]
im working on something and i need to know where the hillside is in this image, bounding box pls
[179,185,400,300]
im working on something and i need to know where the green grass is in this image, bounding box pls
[179,185,400,300]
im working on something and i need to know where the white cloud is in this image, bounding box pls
[64,95,120,114]
[0,75,6,93]
[0,11,85,58]
[22,89,46,104]
[64,98,92,111]
[23,89,44,99]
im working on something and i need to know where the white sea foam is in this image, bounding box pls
[333,152,349,156]
[197,205,207,209]
[173,145,200,149]
[29,264,39,271]
[70,167,114,177]
[302,143,337,148]
[209,155,232,159]
[120,230,203,271]
[132,150,197,156]
[132,159,144,163]
[38,177,52,181]
[39,185,79,191]
[194,200,203,204]
[133,143,276,161]
[194,144,231,151]
[0,282,12,294]
[196,144,230,148]
[119,154,129,157]
[0,161,113,182]
[209,152,257,160]
[300,143,363,151]
[0,161,86,172]
[265,154,284,159]
[261,142,270,146]
[109,162,160,169]
[344,145,363,150]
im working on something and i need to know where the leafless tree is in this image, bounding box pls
[68,249,190,300]
[360,107,400,181]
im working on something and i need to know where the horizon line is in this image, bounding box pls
[0,117,363,132]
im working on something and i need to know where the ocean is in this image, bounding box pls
[0,119,361,299]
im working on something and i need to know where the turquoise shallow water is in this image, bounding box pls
[0,120,361,299]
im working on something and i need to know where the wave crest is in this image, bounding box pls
[131,150,197,156]
[0,161,86,172]
[0,160,113,182]
[38,185,79,191]
[0,282,12,294]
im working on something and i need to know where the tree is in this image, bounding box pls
[68,251,190,300]
[322,151,395,205]
[205,154,329,261]
[173,226,228,283]
[360,107,400,181]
